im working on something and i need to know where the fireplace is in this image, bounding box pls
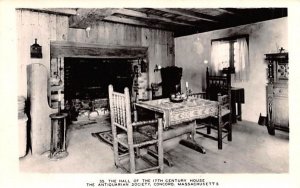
[64,58,134,100]
[50,41,149,122]
[63,58,134,121]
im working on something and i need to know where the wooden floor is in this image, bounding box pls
[19,118,289,173]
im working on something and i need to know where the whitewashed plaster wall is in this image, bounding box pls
[175,17,288,122]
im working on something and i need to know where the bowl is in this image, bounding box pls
[170,94,187,103]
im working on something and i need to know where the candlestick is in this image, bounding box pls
[185,82,189,99]
[58,89,61,102]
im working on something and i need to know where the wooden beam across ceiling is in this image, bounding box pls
[156,8,219,22]
[102,15,176,31]
[69,8,117,28]
[218,8,236,15]
[68,8,287,37]
[69,8,191,31]
[17,8,77,16]
[116,8,196,27]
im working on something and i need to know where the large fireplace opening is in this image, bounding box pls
[49,42,149,124]
[63,57,135,122]
[64,57,134,100]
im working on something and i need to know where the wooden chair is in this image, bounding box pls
[108,85,164,173]
[196,67,232,150]
[160,66,183,98]
[196,94,232,150]
[206,67,231,101]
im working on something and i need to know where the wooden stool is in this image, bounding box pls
[49,113,68,160]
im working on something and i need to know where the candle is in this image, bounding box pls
[58,89,61,102]
[186,82,189,88]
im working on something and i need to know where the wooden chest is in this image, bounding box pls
[265,52,289,135]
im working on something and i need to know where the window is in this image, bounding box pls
[211,36,249,81]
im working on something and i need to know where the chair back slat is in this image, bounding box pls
[109,85,131,129]
[124,87,132,129]
[206,67,231,102]
[121,95,126,127]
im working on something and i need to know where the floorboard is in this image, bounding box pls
[19,119,289,173]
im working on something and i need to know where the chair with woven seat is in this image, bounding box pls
[196,67,232,150]
[196,93,232,150]
[108,85,163,173]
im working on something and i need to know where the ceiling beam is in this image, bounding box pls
[17,8,77,16]
[103,15,175,31]
[218,8,236,15]
[69,8,117,28]
[69,8,192,30]
[156,8,218,22]
[115,8,196,27]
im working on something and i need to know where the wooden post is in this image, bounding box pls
[157,118,164,173]
[206,67,209,99]
[108,85,120,167]
[226,70,232,141]
[217,103,222,150]
[124,87,135,173]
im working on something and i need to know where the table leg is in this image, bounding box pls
[147,149,174,167]
[179,139,206,154]
[231,101,237,123]
[237,103,242,121]
[179,120,206,154]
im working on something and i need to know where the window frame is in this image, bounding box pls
[211,35,249,74]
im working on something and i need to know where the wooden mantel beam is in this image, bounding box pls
[50,41,148,59]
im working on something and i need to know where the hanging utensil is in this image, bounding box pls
[58,58,63,85]
[56,58,59,79]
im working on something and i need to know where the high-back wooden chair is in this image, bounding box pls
[160,66,183,98]
[206,67,231,101]
[196,67,232,150]
[108,85,163,173]
[197,94,232,150]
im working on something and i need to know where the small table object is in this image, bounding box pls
[49,113,68,160]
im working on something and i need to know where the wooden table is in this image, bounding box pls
[231,87,245,123]
[135,97,218,165]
